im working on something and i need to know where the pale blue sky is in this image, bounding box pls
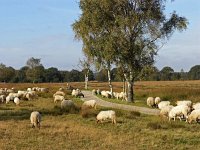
[0,0,199,71]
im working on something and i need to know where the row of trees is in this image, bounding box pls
[1,58,200,83]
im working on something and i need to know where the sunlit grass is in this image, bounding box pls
[1,81,200,149]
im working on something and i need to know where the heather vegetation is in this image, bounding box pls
[1,81,200,149]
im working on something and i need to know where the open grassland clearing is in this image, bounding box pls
[1,81,200,149]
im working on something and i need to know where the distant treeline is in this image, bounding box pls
[1,63,200,83]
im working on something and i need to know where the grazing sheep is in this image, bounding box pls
[28,91,38,99]
[146,97,155,107]
[14,97,20,105]
[25,93,32,101]
[76,92,84,98]
[6,94,17,104]
[54,95,65,103]
[96,89,101,95]
[27,88,32,92]
[71,89,84,98]
[96,110,116,124]
[160,105,174,118]
[158,101,170,109]
[187,109,200,124]
[192,103,200,110]
[154,97,161,107]
[53,91,65,97]
[0,95,6,103]
[176,100,192,107]
[30,111,41,129]
[82,100,97,109]
[168,105,190,122]
[61,100,75,110]
[17,90,27,99]
[101,91,111,98]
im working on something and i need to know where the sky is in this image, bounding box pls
[0,0,199,72]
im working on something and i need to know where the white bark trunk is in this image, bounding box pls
[124,72,134,102]
[107,69,113,96]
[84,70,89,90]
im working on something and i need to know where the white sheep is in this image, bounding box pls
[101,91,111,98]
[27,88,32,92]
[82,100,97,109]
[6,95,15,104]
[176,100,192,107]
[187,109,200,124]
[96,89,101,95]
[118,92,127,101]
[168,105,190,122]
[160,105,174,118]
[0,95,6,103]
[71,89,84,98]
[30,111,41,129]
[54,91,65,97]
[96,110,116,124]
[192,103,200,110]
[17,90,27,99]
[154,97,161,107]
[158,101,170,109]
[14,97,20,105]
[61,100,75,110]
[146,97,155,107]
[54,95,65,103]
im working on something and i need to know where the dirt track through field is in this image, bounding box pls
[81,91,160,116]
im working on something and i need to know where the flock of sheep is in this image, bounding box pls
[2,85,200,129]
[147,97,200,124]
[54,88,117,124]
[92,89,127,101]
[0,86,117,129]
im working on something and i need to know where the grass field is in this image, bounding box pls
[1,81,200,149]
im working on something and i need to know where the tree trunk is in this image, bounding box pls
[124,72,134,102]
[107,69,113,96]
[127,80,134,102]
[84,70,89,90]
[122,78,127,101]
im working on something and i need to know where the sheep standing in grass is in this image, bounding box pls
[101,91,111,98]
[0,95,6,103]
[30,111,41,129]
[71,89,84,98]
[96,89,101,95]
[168,105,190,122]
[6,95,15,104]
[176,100,192,108]
[146,97,155,107]
[158,101,170,109]
[54,95,65,103]
[160,105,174,118]
[154,97,161,107]
[54,91,65,97]
[61,100,75,110]
[96,110,116,124]
[192,103,200,110]
[82,100,97,109]
[187,109,200,124]
[14,97,20,105]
